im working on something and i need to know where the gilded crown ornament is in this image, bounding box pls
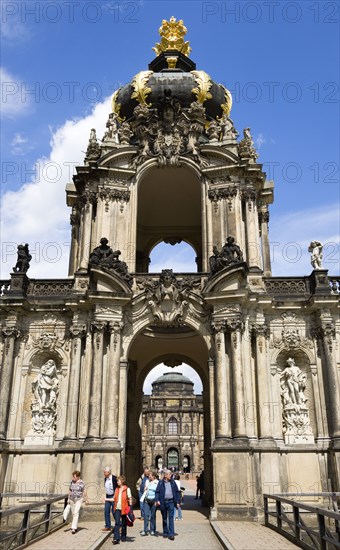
[153,16,191,57]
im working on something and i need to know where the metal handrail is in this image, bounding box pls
[264,493,340,550]
[0,493,68,550]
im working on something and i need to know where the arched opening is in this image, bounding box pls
[149,241,197,273]
[167,448,179,470]
[135,166,203,272]
[124,322,212,505]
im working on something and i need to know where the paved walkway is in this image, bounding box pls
[27,480,299,550]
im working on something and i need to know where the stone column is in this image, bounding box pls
[213,323,231,439]
[102,322,122,440]
[259,207,271,276]
[208,359,216,442]
[64,324,86,440]
[314,321,340,438]
[0,326,20,439]
[252,324,273,439]
[87,322,105,440]
[242,188,261,269]
[228,321,247,438]
[68,206,80,276]
[79,197,93,271]
[118,360,128,450]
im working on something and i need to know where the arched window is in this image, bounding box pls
[168,416,178,435]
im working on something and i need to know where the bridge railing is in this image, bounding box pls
[0,493,68,550]
[264,492,340,550]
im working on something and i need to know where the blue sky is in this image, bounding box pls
[1,0,339,279]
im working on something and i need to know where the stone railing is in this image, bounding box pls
[132,272,209,292]
[27,279,74,296]
[264,277,310,296]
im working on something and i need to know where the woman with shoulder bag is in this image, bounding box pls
[105,475,132,545]
[140,469,159,536]
[66,470,87,534]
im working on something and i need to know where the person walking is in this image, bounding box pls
[140,469,159,536]
[173,474,183,521]
[67,470,86,534]
[102,467,118,531]
[136,466,149,520]
[105,475,132,545]
[155,469,181,541]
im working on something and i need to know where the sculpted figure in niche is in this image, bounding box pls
[32,359,59,409]
[280,357,307,406]
[13,243,32,273]
[308,241,323,270]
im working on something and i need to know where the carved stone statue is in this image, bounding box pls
[238,127,258,160]
[118,122,133,145]
[209,237,244,275]
[159,88,181,125]
[13,243,32,273]
[32,359,59,409]
[308,241,323,270]
[280,357,306,406]
[280,357,313,444]
[89,238,132,286]
[85,128,101,161]
[207,119,220,142]
[103,112,119,143]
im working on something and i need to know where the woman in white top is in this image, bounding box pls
[173,473,183,520]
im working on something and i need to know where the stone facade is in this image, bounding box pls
[141,372,204,472]
[0,18,339,519]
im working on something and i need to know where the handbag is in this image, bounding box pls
[126,505,135,527]
[63,503,71,521]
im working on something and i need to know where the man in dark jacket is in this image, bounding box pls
[102,467,117,531]
[155,469,181,540]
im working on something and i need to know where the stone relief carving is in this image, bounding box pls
[280,357,313,444]
[138,269,199,326]
[270,313,313,351]
[131,90,209,168]
[30,359,60,435]
[208,186,237,212]
[209,237,244,276]
[89,237,133,287]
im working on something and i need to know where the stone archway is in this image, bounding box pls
[124,322,213,504]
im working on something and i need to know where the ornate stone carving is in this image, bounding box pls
[241,187,257,210]
[265,279,308,295]
[258,210,270,224]
[99,188,130,213]
[85,128,101,162]
[131,95,208,168]
[89,238,132,287]
[141,269,198,326]
[238,128,258,160]
[280,357,313,444]
[251,323,269,352]
[12,244,32,274]
[102,112,119,143]
[208,186,237,212]
[118,121,133,145]
[209,237,244,276]
[32,332,65,352]
[308,241,323,270]
[30,359,60,436]
[207,119,220,142]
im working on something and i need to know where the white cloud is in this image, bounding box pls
[1,97,111,278]
[0,67,31,118]
[10,132,31,155]
[0,10,31,44]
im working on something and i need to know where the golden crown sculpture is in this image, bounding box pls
[153,16,191,57]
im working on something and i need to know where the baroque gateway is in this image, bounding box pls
[0,17,339,519]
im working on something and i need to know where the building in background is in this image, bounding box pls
[141,372,204,472]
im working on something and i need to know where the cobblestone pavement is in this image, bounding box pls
[28,521,111,550]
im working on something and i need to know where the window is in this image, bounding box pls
[168,417,178,435]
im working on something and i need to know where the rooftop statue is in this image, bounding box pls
[89,238,132,287]
[308,240,323,270]
[209,237,244,275]
[13,243,32,274]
